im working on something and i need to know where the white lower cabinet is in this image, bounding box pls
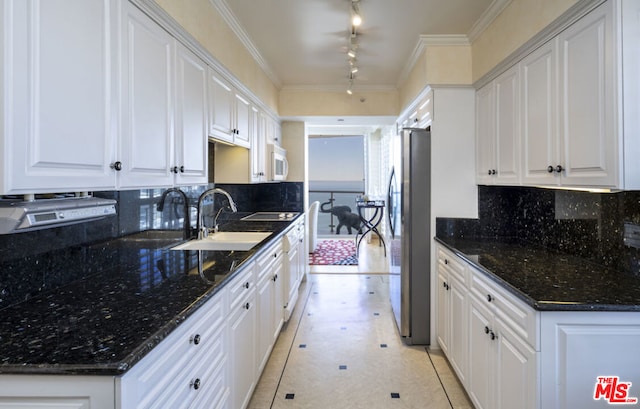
[540,311,640,409]
[437,242,640,409]
[227,263,257,409]
[436,246,468,384]
[284,218,305,321]
[118,280,229,409]
[0,376,115,409]
[256,239,285,374]
[437,243,538,409]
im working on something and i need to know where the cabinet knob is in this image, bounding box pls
[273,274,278,282]
[487,169,492,175]
[555,165,564,173]
[444,259,448,265]
[244,302,251,310]
[110,161,122,171]
[489,331,496,341]
[179,165,185,173]
[244,282,250,289]
[487,294,493,302]
[171,166,178,173]
[547,166,554,173]
[273,252,277,258]
[484,326,490,334]
[190,334,201,345]
[190,378,201,390]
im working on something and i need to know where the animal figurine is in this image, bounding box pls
[320,201,362,235]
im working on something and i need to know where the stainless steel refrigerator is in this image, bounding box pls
[387,127,431,345]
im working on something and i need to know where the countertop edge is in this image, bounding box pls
[434,236,640,313]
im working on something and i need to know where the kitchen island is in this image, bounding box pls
[0,213,305,408]
[435,235,640,409]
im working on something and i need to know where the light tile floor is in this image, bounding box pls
[248,241,473,409]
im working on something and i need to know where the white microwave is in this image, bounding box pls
[268,144,288,181]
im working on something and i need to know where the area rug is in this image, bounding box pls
[309,239,358,265]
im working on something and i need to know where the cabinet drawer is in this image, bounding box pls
[256,241,283,280]
[437,246,467,284]
[121,290,227,407]
[149,327,227,409]
[470,267,539,350]
[228,262,255,311]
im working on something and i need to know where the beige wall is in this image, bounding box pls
[399,45,472,111]
[279,89,400,117]
[281,122,306,183]
[155,0,279,112]
[471,0,579,82]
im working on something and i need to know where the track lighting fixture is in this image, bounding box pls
[346,1,362,95]
[351,1,362,27]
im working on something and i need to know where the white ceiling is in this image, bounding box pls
[216,0,502,90]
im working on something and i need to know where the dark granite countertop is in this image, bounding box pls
[435,236,640,312]
[0,215,300,376]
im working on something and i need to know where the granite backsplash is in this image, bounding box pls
[0,182,303,310]
[436,185,640,276]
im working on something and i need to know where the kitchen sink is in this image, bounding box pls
[171,231,272,251]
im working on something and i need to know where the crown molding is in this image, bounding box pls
[209,0,282,88]
[396,35,471,88]
[467,0,513,42]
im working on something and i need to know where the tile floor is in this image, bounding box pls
[248,240,473,409]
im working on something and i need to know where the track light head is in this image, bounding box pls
[351,1,362,27]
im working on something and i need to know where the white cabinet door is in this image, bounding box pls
[228,291,257,409]
[558,0,617,187]
[0,376,115,409]
[436,271,451,356]
[468,294,494,409]
[256,271,274,374]
[208,70,234,144]
[250,107,266,183]
[495,317,537,409]
[120,2,173,188]
[272,257,285,339]
[521,39,559,185]
[174,43,208,185]
[449,276,468,384]
[234,93,251,148]
[494,66,520,185]
[476,83,496,184]
[2,0,117,194]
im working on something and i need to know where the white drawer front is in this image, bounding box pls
[470,266,539,350]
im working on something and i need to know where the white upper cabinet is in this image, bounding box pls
[208,70,235,144]
[480,0,640,190]
[119,1,174,188]
[234,93,251,148]
[494,66,520,185]
[1,0,210,194]
[476,84,496,184]
[521,39,559,186]
[558,0,617,188]
[476,65,520,186]
[207,69,252,148]
[1,0,118,194]
[174,42,208,185]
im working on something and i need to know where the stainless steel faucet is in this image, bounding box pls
[156,187,192,239]
[196,188,238,239]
